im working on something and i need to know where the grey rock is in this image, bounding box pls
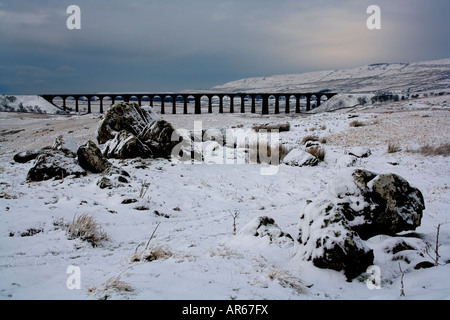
[77,140,111,173]
[27,150,86,181]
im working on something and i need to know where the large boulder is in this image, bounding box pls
[102,130,152,159]
[27,150,86,181]
[77,140,111,173]
[96,102,159,144]
[329,169,425,239]
[97,103,182,159]
[52,135,78,157]
[297,199,374,280]
[138,119,179,158]
[297,168,425,279]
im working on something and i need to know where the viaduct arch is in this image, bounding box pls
[42,92,337,115]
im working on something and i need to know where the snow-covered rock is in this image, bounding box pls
[52,135,79,157]
[297,168,425,279]
[297,199,374,280]
[282,148,318,167]
[97,103,182,159]
[13,149,48,163]
[329,169,425,239]
[240,216,294,247]
[103,130,153,159]
[348,147,371,158]
[26,150,86,181]
[77,140,111,173]
[96,102,159,144]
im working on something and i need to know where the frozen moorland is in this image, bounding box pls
[1,60,450,300]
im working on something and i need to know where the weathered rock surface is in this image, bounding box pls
[97,103,183,159]
[96,102,159,144]
[52,135,79,157]
[77,140,111,173]
[329,169,425,239]
[14,149,48,163]
[297,168,425,280]
[26,150,86,181]
[282,148,318,167]
[103,130,152,159]
[297,199,374,280]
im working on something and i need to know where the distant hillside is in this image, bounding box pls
[213,58,450,94]
[0,95,65,114]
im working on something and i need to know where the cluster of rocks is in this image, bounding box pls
[14,134,130,187]
[282,137,325,167]
[15,102,429,280]
[97,102,182,159]
[14,102,191,184]
[242,168,426,280]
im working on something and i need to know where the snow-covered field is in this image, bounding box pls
[1,93,449,300]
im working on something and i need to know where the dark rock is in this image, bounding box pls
[297,168,425,279]
[121,198,138,204]
[334,169,425,240]
[27,150,86,181]
[138,119,179,158]
[96,102,159,144]
[103,130,153,159]
[77,140,111,173]
[390,240,416,254]
[348,147,371,158]
[297,199,374,280]
[414,261,435,269]
[14,149,47,163]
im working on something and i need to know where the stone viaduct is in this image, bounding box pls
[41,92,337,115]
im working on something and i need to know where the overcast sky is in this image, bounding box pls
[0,0,449,94]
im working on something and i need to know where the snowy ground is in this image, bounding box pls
[0,95,449,300]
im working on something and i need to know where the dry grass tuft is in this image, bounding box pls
[131,244,173,262]
[419,143,450,156]
[87,275,136,300]
[349,120,365,127]
[267,270,306,294]
[66,213,108,247]
[301,135,319,145]
[387,141,401,154]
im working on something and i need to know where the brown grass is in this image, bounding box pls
[306,146,325,161]
[66,213,108,247]
[301,135,319,145]
[387,141,401,154]
[419,143,450,156]
[349,120,365,127]
[131,244,173,262]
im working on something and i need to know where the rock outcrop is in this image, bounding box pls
[27,150,86,181]
[297,168,425,280]
[97,102,183,159]
[77,140,111,173]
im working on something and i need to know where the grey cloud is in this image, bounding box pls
[0,0,449,93]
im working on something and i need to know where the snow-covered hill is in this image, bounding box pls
[0,95,66,114]
[213,59,450,94]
